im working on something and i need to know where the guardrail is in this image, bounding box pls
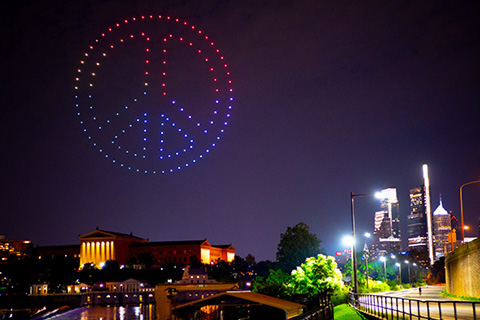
[348,292,479,320]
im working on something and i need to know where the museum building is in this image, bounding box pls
[78,229,235,268]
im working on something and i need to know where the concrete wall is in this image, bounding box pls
[445,237,480,298]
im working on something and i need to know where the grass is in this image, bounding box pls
[441,290,480,301]
[334,304,367,320]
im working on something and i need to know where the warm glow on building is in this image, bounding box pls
[79,229,147,269]
[201,248,211,264]
[78,229,234,269]
[80,240,115,268]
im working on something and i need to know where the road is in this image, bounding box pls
[356,286,480,320]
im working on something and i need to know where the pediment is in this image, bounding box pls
[79,230,116,240]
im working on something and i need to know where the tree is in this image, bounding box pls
[253,269,293,301]
[289,254,344,299]
[245,254,256,267]
[276,222,325,272]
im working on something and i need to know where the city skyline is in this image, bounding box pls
[2,1,480,261]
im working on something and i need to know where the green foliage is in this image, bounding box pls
[289,254,344,298]
[252,269,294,301]
[441,290,480,301]
[330,285,349,306]
[365,279,391,293]
[276,222,325,273]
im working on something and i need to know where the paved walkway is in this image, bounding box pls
[377,285,450,300]
[360,285,480,320]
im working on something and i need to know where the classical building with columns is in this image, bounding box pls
[79,229,235,269]
[80,229,148,268]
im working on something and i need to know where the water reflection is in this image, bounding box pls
[50,305,155,320]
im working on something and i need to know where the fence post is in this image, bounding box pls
[417,300,420,320]
[396,297,399,320]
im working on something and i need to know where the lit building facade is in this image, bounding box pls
[78,229,235,269]
[372,188,401,257]
[407,187,428,253]
[129,240,235,266]
[433,197,452,259]
[80,229,148,268]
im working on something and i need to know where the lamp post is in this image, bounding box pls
[350,192,384,294]
[412,263,417,282]
[460,180,480,243]
[380,256,387,280]
[363,233,371,289]
[405,260,411,284]
[396,262,402,284]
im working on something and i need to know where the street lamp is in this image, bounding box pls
[396,262,402,284]
[464,225,470,236]
[460,180,480,243]
[363,233,371,289]
[405,260,411,284]
[412,263,417,282]
[380,256,387,280]
[350,192,385,295]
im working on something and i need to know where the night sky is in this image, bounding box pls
[2,1,480,262]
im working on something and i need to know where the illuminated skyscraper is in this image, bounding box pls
[372,188,401,257]
[433,196,452,259]
[407,187,428,253]
[407,165,434,265]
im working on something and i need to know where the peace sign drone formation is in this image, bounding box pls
[74,15,234,174]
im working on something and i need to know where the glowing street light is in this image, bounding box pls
[460,180,480,243]
[343,235,354,247]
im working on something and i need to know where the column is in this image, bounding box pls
[111,241,115,261]
[101,241,105,265]
[96,242,100,266]
[81,242,86,266]
[106,241,110,261]
[87,242,91,264]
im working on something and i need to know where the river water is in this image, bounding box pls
[39,305,156,320]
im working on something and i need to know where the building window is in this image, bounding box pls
[159,251,162,255]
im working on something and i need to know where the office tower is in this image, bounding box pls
[432,196,452,259]
[407,187,428,253]
[372,188,401,257]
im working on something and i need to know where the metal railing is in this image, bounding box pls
[348,292,479,320]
